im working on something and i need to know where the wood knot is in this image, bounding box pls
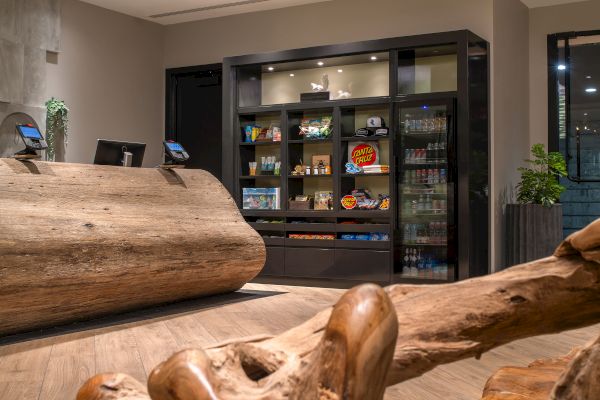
[83,223,94,228]
[510,295,527,304]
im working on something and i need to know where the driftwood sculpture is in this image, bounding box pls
[481,334,600,400]
[0,159,265,336]
[77,219,600,399]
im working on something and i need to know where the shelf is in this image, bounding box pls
[337,224,391,233]
[241,210,286,217]
[262,237,285,246]
[338,210,391,218]
[288,138,333,144]
[248,222,285,232]
[288,174,333,178]
[237,105,283,115]
[284,238,335,248]
[335,240,390,250]
[403,161,447,167]
[239,141,282,146]
[287,210,336,217]
[286,223,336,232]
[399,242,448,247]
[401,131,446,137]
[340,136,390,142]
[240,175,282,179]
[341,173,390,178]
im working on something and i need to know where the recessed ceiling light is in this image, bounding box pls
[584,113,588,116]
[337,69,343,73]
[289,73,295,77]
[557,64,566,70]
[586,88,597,93]
[317,61,324,66]
[587,75,592,79]
[267,66,274,71]
[370,56,377,61]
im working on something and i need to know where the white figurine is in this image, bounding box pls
[336,82,353,99]
[311,74,329,92]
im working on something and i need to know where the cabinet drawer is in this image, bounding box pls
[260,246,284,276]
[334,250,390,282]
[284,248,335,278]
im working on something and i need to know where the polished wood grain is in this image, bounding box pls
[0,283,598,400]
[0,159,265,336]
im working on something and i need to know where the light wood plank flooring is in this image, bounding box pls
[0,283,597,400]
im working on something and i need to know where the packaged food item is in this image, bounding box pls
[314,191,333,210]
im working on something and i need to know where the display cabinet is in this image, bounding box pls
[223,30,489,285]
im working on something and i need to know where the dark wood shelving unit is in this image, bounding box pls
[224,30,489,286]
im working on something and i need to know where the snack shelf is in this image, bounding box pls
[336,223,390,233]
[335,240,390,250]
[262,237,285,246]
[338,210,391,218]
[341,173,389,178]
[288,174,333,178]
[288,138,333,144]
[248,222,285,232]
[286,223,337,232]
[240,175,282,179]
[239,141,282,146]
[340,136,390,142]
[284,238,336,248]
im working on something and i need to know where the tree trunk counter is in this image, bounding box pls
[0,159,265,336]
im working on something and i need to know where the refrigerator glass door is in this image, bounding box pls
[396,101,456,281]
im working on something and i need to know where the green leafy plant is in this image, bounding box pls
[45,98,69,161]
[516,143,567,207]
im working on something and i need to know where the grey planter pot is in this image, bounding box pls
[505,204,563,268]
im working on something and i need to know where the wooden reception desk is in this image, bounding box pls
[0,159,265,336]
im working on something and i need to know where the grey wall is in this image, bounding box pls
[0,0,61,157]
[45,0,165,166]
[164,0,493,68]
[529,0,600,148]
[491,0,530,268]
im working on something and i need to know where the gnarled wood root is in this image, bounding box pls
[78,284,398,400]
[78,218,600,399]
[481,334,600,400]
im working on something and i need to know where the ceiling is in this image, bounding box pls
[79,0,334,25]
[80,0,590,25]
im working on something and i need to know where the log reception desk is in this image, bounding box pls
[0,159,265,336]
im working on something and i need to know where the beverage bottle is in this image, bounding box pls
[426,143,432,161]
[427,195,432,211]
[411,199,418,215]
[439,142,446,161]
[417,195,424,212]
[415,117,422,133]
[410,249,418,277]
[404,223,411,242]
[403,248,410,275]
[440,168,447,184]
[410,170,416,185]
[405,117,411,134]
[428,169,434,184]
[415,169,421,184]
[417,249,423,277]
[405,149,411,164]
[410,224,417,243]
[426,255,433,278]
[441,113,447,132]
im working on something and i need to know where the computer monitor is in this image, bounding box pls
[93,140,146,167]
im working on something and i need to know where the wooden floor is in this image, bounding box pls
[0,283,597,400]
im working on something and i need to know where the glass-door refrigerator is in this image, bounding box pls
[395,99,456,282]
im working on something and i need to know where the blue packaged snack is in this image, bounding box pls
[341,234,356,240]
[245,126,252,142]
[355,233,370,241]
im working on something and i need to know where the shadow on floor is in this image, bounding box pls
[0,289,283,349]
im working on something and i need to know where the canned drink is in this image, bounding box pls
[416,169,422,184]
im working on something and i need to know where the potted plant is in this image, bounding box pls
[505,144,567,266]
[45,98,69,162]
